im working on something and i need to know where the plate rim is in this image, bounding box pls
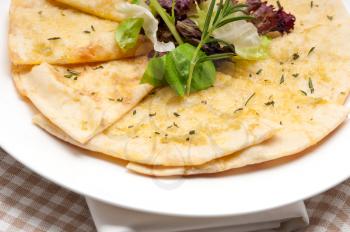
[1,0,350,217]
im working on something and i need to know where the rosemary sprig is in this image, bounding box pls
[186,0,252,95]
[149,0,183,44]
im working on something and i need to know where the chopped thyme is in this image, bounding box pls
[128,125,134,128]
[84,30,91,34]
[64,69,80,80]
[340,92,346,95]
[133,110,137,115]
[245,93,256,106]
[264,101,275,106]
[280,121,283,125]
[327,15,334,21]
[300,90,308,96]
[280,75,285,84]
[292,53,300,60]
[173,112,180,117]
[38,11,42,15]
[308,47,316,55]
[249,73,252,78]
[308,78,314,94]
[108,98,116,101]
[186,137,190,141]
[91,25,95,31]
[234,108,243,113]
[189,130,196,135]
[117,97,124,102]
[149,113,156,117]
[154,132,160,135]
[92,65,104,70]
[292,73,299,78]
[67,69,80,76]
[310,1,313,8]
[48,37,61,40]
[173,122,179,128]
[201,100,207,104]
[256,69,263,75]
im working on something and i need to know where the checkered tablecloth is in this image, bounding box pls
[0,149,348,232]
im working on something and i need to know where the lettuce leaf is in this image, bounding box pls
[235,36,271,60]
[115,18,144,52]
[118,3,175,52]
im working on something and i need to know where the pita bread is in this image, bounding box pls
[127,96,349,176]
[33,73,280,166]
[15,56,153,143]
[53,0,126,22]
[221,0,350,105]
[119,0,349,176]
[9,0,151,65]
[127,0,350,177]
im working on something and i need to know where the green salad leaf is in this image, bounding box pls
[115,18,144,51]
[141,44,216,96]
[141,56,167,87]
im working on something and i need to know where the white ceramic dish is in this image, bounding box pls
[1,0,350,217]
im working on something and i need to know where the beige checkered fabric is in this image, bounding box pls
[305,180,350,231]
[0,148,349,232]
[0,149,95,232]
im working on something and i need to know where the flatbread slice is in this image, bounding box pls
[9,0,151,65]
[221,0,350,105]
[126,94,349,176]
[32,73,280,166]
[15,56,153,143]
[53,0,126,22]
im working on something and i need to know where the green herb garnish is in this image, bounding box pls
[265,101,275,106]
[280,74,285,84]
[234,108,243,113]
[149,0,184,44]
[245,93,256,106]
[300,90,308,96]
[48,37,61,41]
[142,44,216,96]
[327,15,334,21]
[64,69,80,79]
[185,0,252,95]
[292,53,300,60]
[308,47,316,55]
[308,78,314,94]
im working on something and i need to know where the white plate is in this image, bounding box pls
[1,0,350,217]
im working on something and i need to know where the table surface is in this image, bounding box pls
[0,148,348,232]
